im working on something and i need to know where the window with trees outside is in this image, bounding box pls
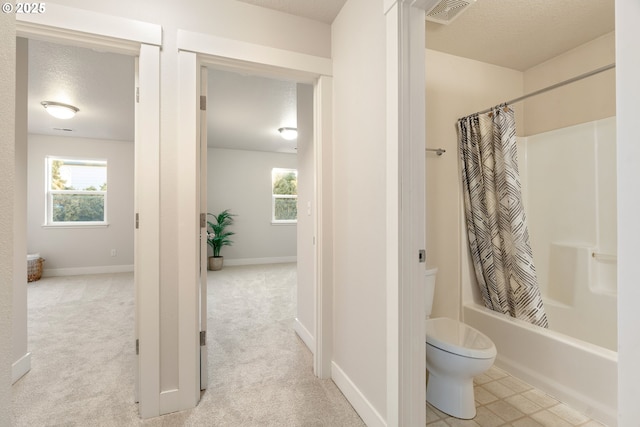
[272,168,297,224]
[46,157,108,225]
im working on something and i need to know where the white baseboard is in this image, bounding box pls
[12,352,31,384]
[293,318,315,354]
[224,256,297,266]
[331,361,386,427]
[42,264,134,277]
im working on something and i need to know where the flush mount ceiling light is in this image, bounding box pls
[41,101,79,119]
[278,127,297,140]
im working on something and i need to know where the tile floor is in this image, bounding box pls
[426,366,607,427]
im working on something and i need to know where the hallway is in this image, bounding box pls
[12,264,364,426]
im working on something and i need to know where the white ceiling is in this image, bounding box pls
[26,0,614,148]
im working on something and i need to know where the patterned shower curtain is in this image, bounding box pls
[458,105,548,328]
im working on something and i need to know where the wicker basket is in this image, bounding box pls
[27,257,44,282]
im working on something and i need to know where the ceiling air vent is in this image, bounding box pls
[425,0,476,25]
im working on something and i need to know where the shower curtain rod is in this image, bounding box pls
[426,147,446,156]
[476,63,616,115]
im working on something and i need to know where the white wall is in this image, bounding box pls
[0,10,15,426]
[616,1,640,423]
[27,134,134,274]
[207,148,296,262]
[48,0,331,59]
[332,0,388,421]
[295,83,315,349]
[3,0,640,424]
[39,0,330,395]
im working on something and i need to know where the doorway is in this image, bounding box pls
[203,66,315,384]
[15,35,136,419]
[14,10,161,419]
[176,35,334,401]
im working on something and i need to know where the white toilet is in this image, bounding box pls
[424,267,496,419]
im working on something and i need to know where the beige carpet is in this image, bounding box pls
[12,263,365,426]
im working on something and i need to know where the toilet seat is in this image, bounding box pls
[426,317,496,359]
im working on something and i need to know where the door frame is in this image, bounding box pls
[198,66,209,391]
[384,1,432,425]
[175,31,333,405]
[16,5,162,418]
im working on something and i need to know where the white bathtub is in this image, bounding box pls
[463,303,617,426]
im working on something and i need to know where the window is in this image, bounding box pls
[46,157,108,225]
[272,168,297,224]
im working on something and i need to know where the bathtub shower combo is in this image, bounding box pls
[464,116,617,426]
[452,66,617,426]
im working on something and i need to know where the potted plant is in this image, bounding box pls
[207,209,236,271]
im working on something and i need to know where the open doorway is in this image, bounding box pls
[12,37,138,424]
[26,39,135,276]
[176,34,333,413]
[12,9,162,416]
[424,1,616,424]
[205,68,303,269]
[203,66,317,383]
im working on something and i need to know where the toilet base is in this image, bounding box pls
[426,371,476,419]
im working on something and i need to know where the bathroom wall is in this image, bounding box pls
[428,31,618,320]
[425,49,523,319]
[523,32,615,136]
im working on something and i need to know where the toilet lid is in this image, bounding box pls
[425,317,496,360]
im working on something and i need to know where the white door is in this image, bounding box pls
[199,65,209,390]
[134,55,140,404]
[134,44,161,418]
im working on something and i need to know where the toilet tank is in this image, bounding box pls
[425,267,438,318]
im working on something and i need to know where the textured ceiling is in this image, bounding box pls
[242,0,615,71]
[27,39,301,152]
[207,69,300,154]
[28,39,134,141]
[26,0,615,147]
[425,0,615,71]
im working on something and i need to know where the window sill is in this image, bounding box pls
[42,223,110,229]
[271,221,297,226]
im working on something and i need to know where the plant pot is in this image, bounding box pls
[208,256,224,271]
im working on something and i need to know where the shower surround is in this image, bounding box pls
[425,31,618,426]
[462,116,618,426]
[519,116,617,351]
